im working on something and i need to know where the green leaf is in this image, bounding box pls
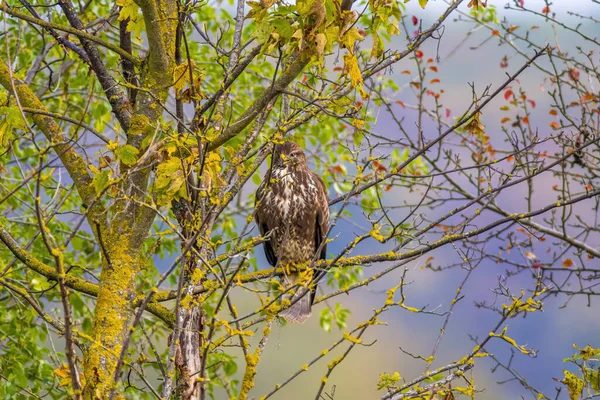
[93,170,110,194]
[115,144,139,166]
[319,308,332,332]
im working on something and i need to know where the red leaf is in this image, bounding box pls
[429,66,438,72]
[395,100,405,108]
[412,15,418,26]
[549,121,559,128]
[522,116,529,124]
[445,108,451,118]
[415,50,423,59]
[506,155,514,162]
[569,68,580,81]
[333,66,343,71]
[504,90,513,100]
[302,74,307,83]
[411,82,421,89]
[430,78,440,84]
[549,109,557,116]
[427,58,434,63]
[492,30,499,36]
[401,70,411,74]
[542,6,550,14]
[562,258,573,268]
[582,93,596,102]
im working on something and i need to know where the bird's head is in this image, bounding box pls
[272,141,307,169]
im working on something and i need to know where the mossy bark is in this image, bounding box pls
[82,231,142,398]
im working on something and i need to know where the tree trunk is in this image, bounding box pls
[82,232,141,398]
[176,307,204,399]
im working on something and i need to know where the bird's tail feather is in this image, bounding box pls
[280,288,312,323]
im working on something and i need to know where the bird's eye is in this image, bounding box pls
[290,152,300,158]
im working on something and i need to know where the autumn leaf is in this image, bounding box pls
[465,112,485,136]
[504,90,513,101]
[315,33,327,56]
[562,258,573,268]
[525,251,536,260]
[340,28,363,53]
[343,53,363,88]
[116,0,145,39]
[550,121,559,128]
[549,109,558,116]
[569,68,580,81]
[581,93,596,102]
[418,0,428,9]
[467,0,487,9]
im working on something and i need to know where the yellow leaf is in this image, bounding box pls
[292,29,304,50]
[418,0,428,8]
[525,251,536,260]
[343,53,363,88]
[465,111,485,136]
[562,371,584,400]
[173,61,191,99]
[340,27,364,53]
[315,33,327,56]
[116,0,145,39]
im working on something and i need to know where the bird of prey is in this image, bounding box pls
[254,141,330,323]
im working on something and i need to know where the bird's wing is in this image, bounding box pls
[314,173,330,261]
[310,172,330,300]
[255,183,278,267]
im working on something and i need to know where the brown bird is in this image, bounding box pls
[254,142,330,323]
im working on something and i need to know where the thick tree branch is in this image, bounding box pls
[57,0,132,130]
[208,51,310,150]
